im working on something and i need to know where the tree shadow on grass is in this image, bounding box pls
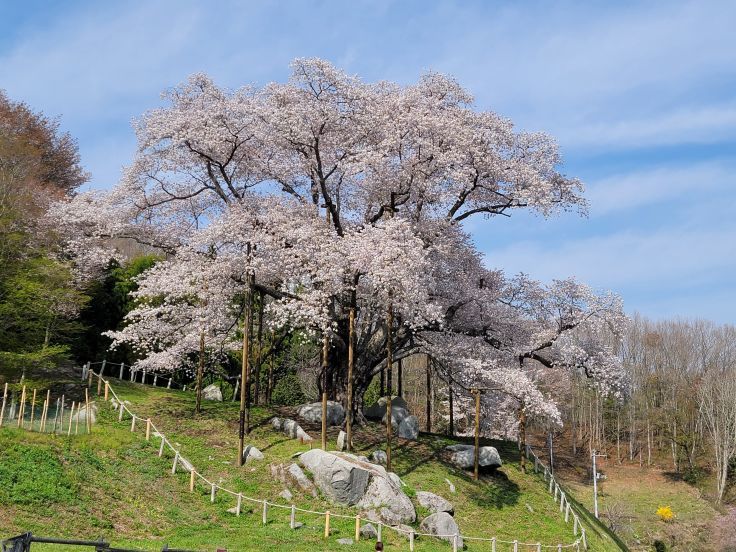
[466,469,521,509]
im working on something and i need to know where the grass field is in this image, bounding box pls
[0,377,622,551]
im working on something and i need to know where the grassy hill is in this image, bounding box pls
[0,378,622,551]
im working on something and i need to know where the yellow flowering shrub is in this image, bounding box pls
[656,505,674,522]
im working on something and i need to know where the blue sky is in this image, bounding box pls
[1,1,734,322]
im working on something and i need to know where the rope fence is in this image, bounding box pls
[0,382,93,435]
[82,361,187,391]
[87,370,585,551]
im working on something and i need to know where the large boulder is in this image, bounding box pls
[364,396,408,420]
[297,401,345,426]
[416,491,454,515]
[420,512,463,548]
[243,445,264,464]
[202,384,223,401]
[299,450,415,524]
[398,415,419,440]
[382,406,409,430]
[445,444,502,470]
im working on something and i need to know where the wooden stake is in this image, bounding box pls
[30,389,37,430]
[324,511,330,538]
[190,470,195,492]
[0,382,7,426]
[67,402,75,435]
[42,389,51,431]
[75,405,80,435]
[87,368,93,388]
[237,493,243,516]
[237,262,254,467]
[17,385,26,428]
[104,382,109,401]
[85,388,91,433]
[172,452,179,474]
[346,298,356,452]
[474,388,481,481]
[289,504,295,528]
[261,499,268,525]
[145,418,151,441]
[119,402,124,422]
[159,436,165,457]
[354,514,360,542]
[211,484,216,503]
[131,415,136,432]
[321,333,328,451]
[52,397,60,434]
[97,374,102,396]
[40,400,47,432]
[386,302,393,471]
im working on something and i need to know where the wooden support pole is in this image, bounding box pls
[189,470,195,492]
[67,402,75,435]
[261,500,268,525]
[346,300,355,452]
[237,493,243,516]
[290,504,295,528]
[43,389,50,431]
[85,388,91,433]
[425,356,432,432]
[354,514,360,542]
[321,333,329,451]
[40,400,47,432]
[513,540,518,552]
[119,402,124,422]
[104,382,109,401]
[52,397,60,434]
[172,452,179,474]
[75,405,80,435]
[131,415,136,432]
[452,534,458,552]
[324,511,330,538]
[101,359,106,375]
[59,394,65,433]
[0,382,7,426]
[491,537,496,552]
[237,265,254,467]
[146,418,151,441]
[377,522,382,542]
[474,388,481,481]
[87,368,93,388]
[159,436,165,457]
[119,363,124,379]
[17,385,26,428]
[409,530,415,551]
[211,484,216,503]
[30,389,37,429]
[386,302,393,471]
[97,374,102,396]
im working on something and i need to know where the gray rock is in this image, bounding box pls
[71,402,98,423]
[381,406,409,430]
[279,489,293,501]
[445,444,502,470]
[282,418,314,442]
[416,491,454,515]
[336,430,347,451]
[297,401,345,426]
[360,523,378,539]
[420,512,463,549]
[300,449,370,505]
[371,450,387,465]
[398,415,419,440]
[270,462,318,497]
[271,417,283,430]
[243,445,264,464]
[364,396,408,420]
[299,450,415,525]
[227,506,238,514]
[202,384,223,401]
[336,538,353,545]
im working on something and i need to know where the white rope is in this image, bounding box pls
[94,371,583,549]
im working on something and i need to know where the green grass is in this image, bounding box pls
[0,380,622,551]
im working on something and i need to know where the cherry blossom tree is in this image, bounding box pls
[51,59,626,437]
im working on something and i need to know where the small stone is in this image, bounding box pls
[336,430,347,451]
[360,523,378,539]
[279,489,293,501]
[227,506,238,514]
[293,521,304,529]
[371,450,387,465]
[202,384,223,401]
[243,445,264,464]
[336,538,354,545]
[525,503,534,513]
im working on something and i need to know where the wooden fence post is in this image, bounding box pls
[131,415,136,432]
[290,504,296,528]
[118,402,124,422]
[67,402,75,435]
[75,406,80,435]
[237,493,243,516]
[573,515,579,535]
[101,359,106,375]
[146,419,151,441]
[17,385,26,428]
[354,515,360,542]
[189,470,195,492]
[42,389,50,431]
[119,363,124,380]
[97,374,102,396]
[491,537,496,552]
[453,534,458,552]
[324,511,330,538]
[172,452,179,474]
[104,382,109,401]
[211,484,216,503]
[261,500,268,525]
[85,388,91,433]
[409,530,414,551]
[513,540,518,552]
[377,521,382,542]
[581,529,588,550]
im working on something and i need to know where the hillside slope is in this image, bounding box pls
[1,380,621,551]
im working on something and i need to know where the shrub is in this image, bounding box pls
[682,466,705,486]
[653,540,667,552]
[363,375,381,408]
[656,505,674,522]
[271,373,306,406]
